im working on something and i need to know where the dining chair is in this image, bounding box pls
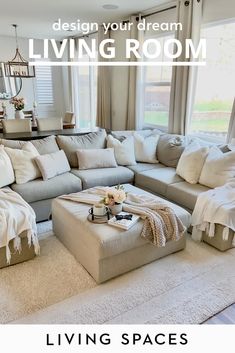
[2,119,32,133]
[63,112,75,124]
[37,117,63,131]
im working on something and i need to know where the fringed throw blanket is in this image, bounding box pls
[191,181,235,246]
[60,187,185,247]
[0,188,40,263]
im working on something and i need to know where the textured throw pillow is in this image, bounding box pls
[56,130,107,168]
[157,134,188,167]
[199,147,235,188]
[0,146,15,188]
[133,132,160,163]
[107,135,136,166]
[35,150,71,180]
[176,142,209,184]
[5,142,41,184]
[77,148,118,170]
[32,135,59,155]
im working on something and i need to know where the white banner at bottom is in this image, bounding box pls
[0,324,234,353]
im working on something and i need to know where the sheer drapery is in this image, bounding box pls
[70,34,97,128]
[169,0,203,134]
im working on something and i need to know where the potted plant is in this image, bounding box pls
[101,185,127,215]
[10,97,25,119]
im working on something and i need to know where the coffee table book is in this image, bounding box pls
[108,212,140,230]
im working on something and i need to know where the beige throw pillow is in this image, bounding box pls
[199,147,235,188]
[176,142,209,184]
[5,142,41,184]
[77,148,118,170]
[0,145,15,188]
[35,150,71,180]
[107,135,136,166]
[133,132,159,163]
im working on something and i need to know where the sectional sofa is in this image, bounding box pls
[0,128,234,252]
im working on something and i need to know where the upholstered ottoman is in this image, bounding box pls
[0,231,36,269]
[52,184,191,283]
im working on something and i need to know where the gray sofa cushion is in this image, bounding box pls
[127,163,165,174]
[135,167,183,197]
[157,134,186,167]
[0,136,59,155]
[56,130,107,168]
[31,136,59,155]
[166,181,210,211]
[11,172,82,203]
[71,167,134,189]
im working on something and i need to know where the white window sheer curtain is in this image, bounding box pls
[70,34,97,128]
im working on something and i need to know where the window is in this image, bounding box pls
[143,34,173,129]
[189,21,235,141]
[35,64,54,105]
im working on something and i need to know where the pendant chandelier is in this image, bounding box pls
[4,24,35,78]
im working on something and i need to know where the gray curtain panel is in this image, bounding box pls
[96,26,112,129]
[126,16,139,130]
[169,0,203,135]
[226,98,235,143]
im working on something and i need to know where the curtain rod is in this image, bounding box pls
[137,5,177,21]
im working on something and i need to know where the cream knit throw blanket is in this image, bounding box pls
[0,188,39,263]
[60,187,185,247]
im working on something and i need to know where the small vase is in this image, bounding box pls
[15,110,24,119]
[109,203,123,215]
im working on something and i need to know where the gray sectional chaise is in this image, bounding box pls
[0,128,233,256]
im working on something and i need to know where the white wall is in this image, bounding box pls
[0,35,65,119]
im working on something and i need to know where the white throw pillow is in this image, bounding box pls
[77,148,118,170]
[0,145,15,188]
[133,132,159,163]
[107,135,136,166]
[199,147,235,188]
[35,150,71,180]
[5,142,41,184]
[176,142,209,184]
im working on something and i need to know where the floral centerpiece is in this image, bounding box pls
[10,97,25,110]
[101,185,127,215]
[10,97,25,119]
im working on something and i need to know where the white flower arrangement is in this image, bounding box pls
[102,185,127,206]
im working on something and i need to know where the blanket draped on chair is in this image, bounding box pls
[0,188,40,263]
[60,186,186,247]
[191,181,235,245]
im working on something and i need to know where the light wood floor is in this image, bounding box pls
[203,303,235,324]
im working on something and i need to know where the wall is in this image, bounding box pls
[0,35,65,119]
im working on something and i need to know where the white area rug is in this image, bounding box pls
[1,225,234,324]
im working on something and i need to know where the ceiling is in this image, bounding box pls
[0,0,169,39]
